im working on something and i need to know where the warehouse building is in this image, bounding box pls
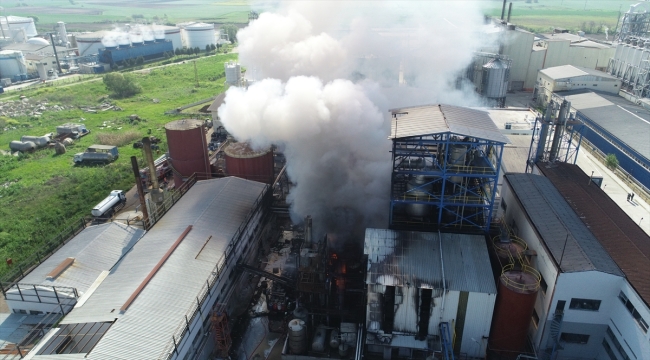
[535,65,621,105]
[555,90,650,189]
[23,177,272,360]
[364,229,496,359]
[499,169,650,360]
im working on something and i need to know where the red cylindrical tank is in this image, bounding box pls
[493,235,527,267]
[224,142,274,184]
[165,119,210,188]
[489,266,540,359]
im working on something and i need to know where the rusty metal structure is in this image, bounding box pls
[165,119,210,188]
[224,142,275,184]
[211,303,232,358]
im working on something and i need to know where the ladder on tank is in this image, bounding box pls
[440,322,455,360]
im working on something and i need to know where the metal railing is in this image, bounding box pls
[500,263,541,293]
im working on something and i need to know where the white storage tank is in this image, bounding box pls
[26,37,49,46]
[58,22,68,47]
[76,31,106,56]
[162,25,182,50]
[181,22,215,49]
[1,16,37,38]
[0,50,27,79]
[225,61,241,85]
[482,58,509,99]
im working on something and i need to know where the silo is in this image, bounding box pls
[182,23,215,49]
[489,265,540,359]
[224,142,274,184]
[58,22,68,47]
[482,58,509,99]
[162,26,182,50]
[492,233,527,266]
[76,31,106,56]
[0,50,26,80]
[165,119,210,188]
[225,61,241,86]
[2,16,37,38]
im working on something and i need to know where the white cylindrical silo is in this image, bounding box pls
[225,61,241,85]
[0,50,27,79]
[76,31,106,56]
[162,25,182,50]
[182,23,215,49]
[58,22,68,47]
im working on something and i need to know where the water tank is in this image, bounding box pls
[9,141,35,152]
[329,329,340,348]
[405,175,433,218]
[224,142,274,184]
[77,32,105,56]
[0,50,27,80]
[225,61,241,86]
[288,319,307,354]
[489,265,540,360]
[482,58,509,99]
[165,119,210,188]
[162,26,182,50]
[2,16,37,38]
[182,22,215,49]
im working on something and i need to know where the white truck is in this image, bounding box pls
[92,190,126,217]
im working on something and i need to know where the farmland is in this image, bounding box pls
[0,53,236,277]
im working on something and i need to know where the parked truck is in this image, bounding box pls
[74,145,119,164]
[91,190,126,217]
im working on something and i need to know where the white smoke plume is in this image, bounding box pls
[219,1,494,236]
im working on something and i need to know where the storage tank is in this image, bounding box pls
[288,319,307,354]
[27,37,49,46]
[224,142,274,184]
[9,141,35,152]
[1,16,37,38]
[21,135,51,148]
[482,58,509,99]
[0,50,27,80]
[489,265,540,360]
[492,232,527,266]
[182,22,215,49]
[225,61,241,86]
[162,25,182,50]
[165,119,210,188]
[312,326,327,352]
[77,31,106,56]
[58,22,68,47]
[405,175,433,218]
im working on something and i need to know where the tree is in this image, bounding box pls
[210,44,216,51]
[605,154,619,170]
[194,46,200,55]
[135,56,144,65]
[174,48,180,56]
[220,24,238,43]
[103,73,142,98]
[206,44,211,53]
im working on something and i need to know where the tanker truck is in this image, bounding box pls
[91,190,126,218]
[74,145,119,165]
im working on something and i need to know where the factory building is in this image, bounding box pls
[495,24,615,91]
[21,177,272,359]
[97,40,173,66]
[553,90,650,189]
[499,169,650,360]
[535,65,621,105]
[388,104,509,233]
[0,16,37,43]
[364,229,496,359]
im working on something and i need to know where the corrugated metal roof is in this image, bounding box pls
[562,91,650,162]
[364,229,496,294]
[18,223,145,295]
[389,104,510,144]
[540,65,618,80]
[505,173,622,276]
[51,177,267,360]
[539,163,650,307]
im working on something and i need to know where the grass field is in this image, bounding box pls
[0,52,236,277]
[483,0,636,34]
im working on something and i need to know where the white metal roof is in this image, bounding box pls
[389,104,510,143]
[540,64,618,81]
[364,229,497,294]
[51,177,267,359]
[17,222,145,295]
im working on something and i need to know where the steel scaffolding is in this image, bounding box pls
[389,125,505,233]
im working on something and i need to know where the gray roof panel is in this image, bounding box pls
[389,104,510,143]
[54,177,267,360]
[364,229,496,294]
[505,174,622,275]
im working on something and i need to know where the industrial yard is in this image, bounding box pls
[0,1,649,360]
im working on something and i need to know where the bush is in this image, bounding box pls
[605,153,619,169]
[95,130,142,147]
[103,73,142,98]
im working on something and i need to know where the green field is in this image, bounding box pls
[483,0,636,34]
[0,52,236,278]
[3,0,251,32]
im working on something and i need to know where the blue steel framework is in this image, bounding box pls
[389,131,505,233]
[525,115,585,173]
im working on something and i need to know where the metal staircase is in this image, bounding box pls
[541,309,564,360]
[440,322,455,360]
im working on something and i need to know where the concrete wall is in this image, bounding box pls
[502,28,535,91]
